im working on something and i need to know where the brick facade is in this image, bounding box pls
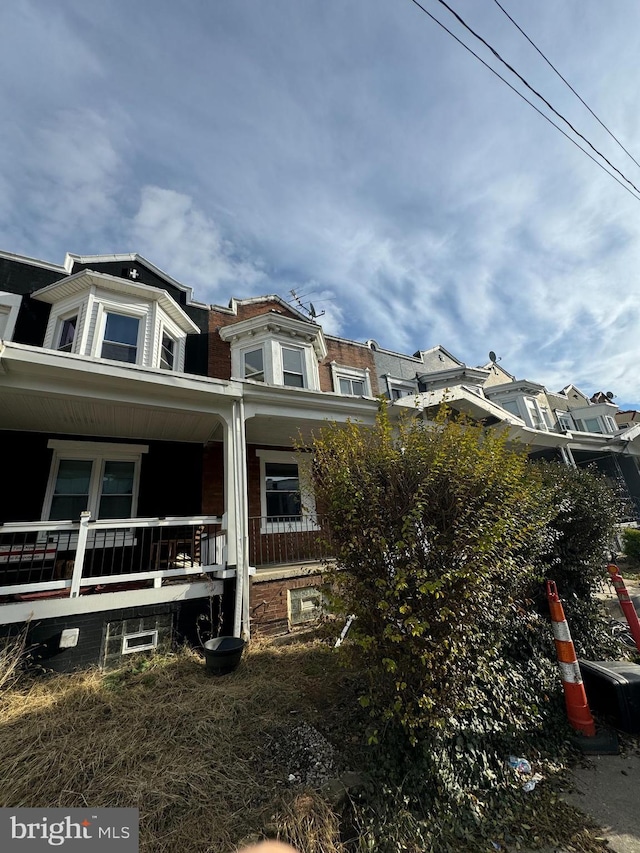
[208,297,378,394]
[250,573,325,636]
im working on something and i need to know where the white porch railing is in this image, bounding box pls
[0,513,226,599]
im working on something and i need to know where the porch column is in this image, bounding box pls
[229,399,249,639]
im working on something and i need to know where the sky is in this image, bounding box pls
[2,1,640,406]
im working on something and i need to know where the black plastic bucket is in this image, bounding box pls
[202,636,246,675]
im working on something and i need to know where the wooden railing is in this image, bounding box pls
[248,514,331,567]
[0,514,225,598]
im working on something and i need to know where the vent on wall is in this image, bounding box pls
[288,587,324,626]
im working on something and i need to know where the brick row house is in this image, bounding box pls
[0,251,378,669]
[3,248,640,671]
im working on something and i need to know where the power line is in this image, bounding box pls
[405,0,640,204]
[428,0,640,197]
[492,0,640,172]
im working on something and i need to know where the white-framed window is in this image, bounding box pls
[99,309,142,364]
[243,346,265,382]
[581,417,603,434]
[556,410,574,432]
[160,330,176,370]
[42,440,148,522]
[56,313,79,353]
[524,397,546,430]
[604,415,618,433]
[256,449,317,532]
[122,630,159,655]
[330,362,371,397]
[0,291,22,342]
[282,346,306,388]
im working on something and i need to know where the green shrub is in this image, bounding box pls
[623,527,640,567]
[307,405,620,848]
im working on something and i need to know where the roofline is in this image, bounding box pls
[0,249,67,274]
[65,253,209,309]
[211,294,312,324]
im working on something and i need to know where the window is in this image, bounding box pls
[43,440,148,522]
[604,416,618,433]
[339,377,365,396]
[501,399,521,417]
[265,462,302,520]
[0,291,22,341]
[282,346,305,387]
[582,417,603,434]
[524,397,546,430]
[160,332,175,370]
[101,312,140,363]
[122,630,159,654]
[331,362,371,397]
[244,347,265,382]
[257,449,317,532]
[556,411,574,431]
[57,316,78,352]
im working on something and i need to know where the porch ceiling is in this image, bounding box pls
[0,386,224,442]
[0,341,238,443]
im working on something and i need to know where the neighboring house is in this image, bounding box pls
[0,252,379,667]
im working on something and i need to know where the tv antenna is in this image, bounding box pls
[289,289,325,320]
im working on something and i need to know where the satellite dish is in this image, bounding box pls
[489,351,497,363]
[606,391,615,399]
[309,302,317,319]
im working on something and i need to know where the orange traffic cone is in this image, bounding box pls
[546,580,596,737]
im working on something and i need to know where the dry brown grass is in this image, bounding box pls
[0,635,351,853]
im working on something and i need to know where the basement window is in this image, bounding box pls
[122,630,159,654]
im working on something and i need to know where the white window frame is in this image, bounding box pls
[242,344,266,382]
[556,410,574,432]
[0,291,22,342]
[279,344,307,388]
[330,362,371,397]
[256,449,317,533]
[523,397,547,431]
[94,302,146,365]
[122,629,159,655]
[54,308,81,353]
[42,440,148,523]
[387,378,416,401]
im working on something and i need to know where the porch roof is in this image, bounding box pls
[0,341,242,443]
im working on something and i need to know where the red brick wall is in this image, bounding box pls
[319,338,379,394]
[208,298,378,395]
[250,574,324,635]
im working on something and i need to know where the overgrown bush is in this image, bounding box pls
[307,406,620,849]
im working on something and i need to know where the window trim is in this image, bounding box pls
[242,345,266,382]
[0,291,22,342]
[122,630,159,655]
[42,440,149,523]
[330,362,371,397]
[256,449,317,533]
[95,303,146,365]
[281,345,307,388]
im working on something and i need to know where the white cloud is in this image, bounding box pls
[131,186,267,298]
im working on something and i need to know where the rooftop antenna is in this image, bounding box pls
[488,350,501,364]
[289,289,325,320]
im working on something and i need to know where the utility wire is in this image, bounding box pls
[492,0,640,172]
[428,0,640,197]
[405,0,640,203]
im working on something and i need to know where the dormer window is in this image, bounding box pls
[282,347,306,388]
[220,311,327,391]
[33,269,199,372]
[101,312,140,363]
[160,332,175,370]
[243,347,265,382]
[330,362,371,397]
[57,315,78,352]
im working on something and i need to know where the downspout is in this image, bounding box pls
[231,399,249,639]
